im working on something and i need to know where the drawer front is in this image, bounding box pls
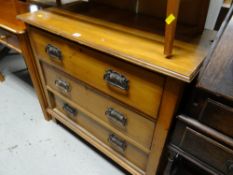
[53,96,149,170]
[0,28,20,52]
[199,99,233,138]
[29,27,164,118]
[43,63,155,150]
[179,127,233,175]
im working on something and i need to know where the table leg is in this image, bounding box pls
[164,0,181,58]
[0,72,5,82]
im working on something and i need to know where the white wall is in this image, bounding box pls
[205,0,224,30]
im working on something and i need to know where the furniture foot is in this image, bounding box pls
[0,72,5,82]
[163,149,178,175]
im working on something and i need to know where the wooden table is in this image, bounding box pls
[0,0,49,119]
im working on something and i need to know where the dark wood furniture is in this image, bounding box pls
[162,6,233,175]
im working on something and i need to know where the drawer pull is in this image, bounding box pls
[105,108,127,127]
[55,79,71,93]
[104,69,129,90]
[45,44,62,61]
[108,134,127,152]
[63,103,77,117]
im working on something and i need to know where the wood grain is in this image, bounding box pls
[146,77,184,175]
[18,33,51,120]
[53,96,149,171]
[18,10,216,82]
[47,108,146,175]
[164,0,180,57]
[29,27,165,118]
[0,28,21,53]
[0,0,26,34]
[0,72,5,82]
[42,63,155,151]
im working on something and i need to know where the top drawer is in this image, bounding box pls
[29,27,165,118]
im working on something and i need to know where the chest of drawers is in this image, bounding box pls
[18,3,216,174]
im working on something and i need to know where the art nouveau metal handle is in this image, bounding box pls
[104,69,129,90]
[55,79,70,93]
[63,103,77,117]
[105,108,127,127]
[108,134,127,152]
[45,44,62,61]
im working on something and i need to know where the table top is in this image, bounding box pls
[18,8,217,82]
[0,0,27,34]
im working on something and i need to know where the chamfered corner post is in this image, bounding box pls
[164,0,181,58]
[0,72,5,82]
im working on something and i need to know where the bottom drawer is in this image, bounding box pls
[53,95,149,171]
[172,120,233,175]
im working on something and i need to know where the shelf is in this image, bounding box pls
[60,2,202,38]
[0,1,27,34]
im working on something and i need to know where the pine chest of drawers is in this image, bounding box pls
[18,6,216,175]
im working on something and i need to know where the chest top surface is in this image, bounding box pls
[18,7,216,82]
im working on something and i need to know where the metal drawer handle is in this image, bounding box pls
[63,103,77,117]
[103,69,129,90]
[45,44,62,61]
[55,79,71,93]
[105,108,127,127]
[108,134,127,152]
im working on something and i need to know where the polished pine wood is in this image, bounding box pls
[164,0,180,57]
[53,96,149,171]
[18,2,217,175]
[18,10,216,82]
[0,0,26,34]
[146,77,184,175]
[0,28,21,53]
[18,33,51,119]
[29,27,165,118]
[42,63,155,151]
[47,108,146,175]
[0,72,4,81]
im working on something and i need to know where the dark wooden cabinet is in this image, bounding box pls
[161,5,233,175]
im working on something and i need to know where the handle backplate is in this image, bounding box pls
[104,69,129,90]
[63,103,77,117]
[108,134,127,153]
[55,79,71,93]
[45,44,62,61]
[105,108,127,128]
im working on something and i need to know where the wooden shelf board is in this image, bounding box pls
[0,38,21,53]
[0,1,26,34]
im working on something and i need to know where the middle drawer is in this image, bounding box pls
[42,63,155,150]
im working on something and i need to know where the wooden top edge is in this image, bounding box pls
[0,24,25,34]
[17,10,215,83]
